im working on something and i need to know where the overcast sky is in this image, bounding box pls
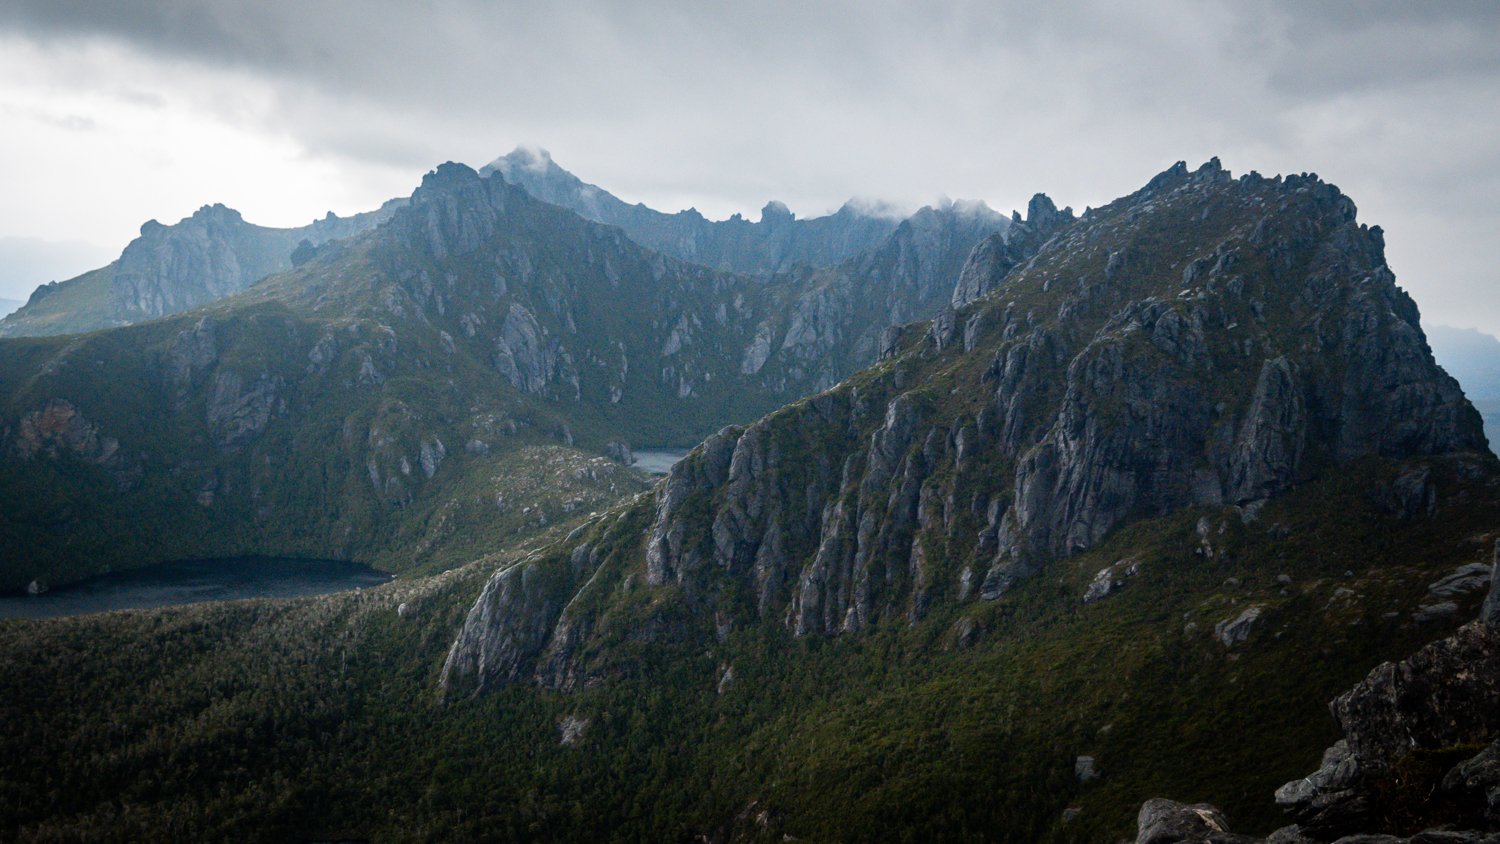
[0,1,1497,333]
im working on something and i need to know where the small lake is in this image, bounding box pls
[633,448,690,476]
[0,557,393,620]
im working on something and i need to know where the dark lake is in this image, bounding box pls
[0,557,393,620]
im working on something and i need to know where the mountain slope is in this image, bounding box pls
[0,200,404,338]
[444,157,1486,694]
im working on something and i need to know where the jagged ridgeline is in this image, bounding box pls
[443,158,1485,690]
[484,145,922,275]
[0,160,1006,591]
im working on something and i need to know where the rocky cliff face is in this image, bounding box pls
[343,161,1013,423]
[442,158,1488,697]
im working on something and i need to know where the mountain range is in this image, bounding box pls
[0,153,1011,592]
[1,154,1498,842]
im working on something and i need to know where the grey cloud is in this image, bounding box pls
[0,236,115,300]
[3,104,97,132]
[1,0,1498,334]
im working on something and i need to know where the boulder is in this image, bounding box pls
[1216,606,1266,647]
[1135,799,1256,844]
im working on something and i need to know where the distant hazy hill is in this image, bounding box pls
[0,150,1007,345]
[1428,324,1500,449]
[483,146,1008,276]
[0,201,406,339]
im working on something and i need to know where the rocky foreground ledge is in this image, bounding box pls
[1135,542,1500,843]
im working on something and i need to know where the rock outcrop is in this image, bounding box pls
[1135,799,1256,844]
[951,193,1073,308]
[11,399,117,464]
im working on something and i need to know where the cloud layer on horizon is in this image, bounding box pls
[0,0,1497,331]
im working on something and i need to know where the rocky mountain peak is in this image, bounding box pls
[951,190,1075,308]
[759,200,794,225]
[416,161,486,196]
[1025,192,1069,228]
[189,203,246,227]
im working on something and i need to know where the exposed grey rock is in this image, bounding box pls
[1151,534,1500,844]
[69,199,401,332]
[740,324,775,375]
[645,425,741,587]
[1216,606,1266,647]
[418,438,446,478]
[1482,540,1500,630]
[998,301,1223,560]
[1229,357,1306,503]
[407,163,502,260]
[494,303,564,396]
[205,370,283,448]
[1430,563,1496,601]
[441,160,1496,712]
[1372,466,1438,520]
[558,715,589,747]
[951,616,981,650]
[1413,601,1460,623]
[1075,755,1100,784]
[439,562,564,697]
[163,317,219,391]
[1083,558,1143,603]
[1274,739,1369,834]
[951,193,1071,308]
